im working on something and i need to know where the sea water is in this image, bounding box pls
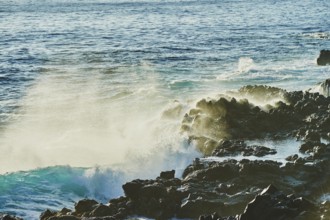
[0,0,329,218]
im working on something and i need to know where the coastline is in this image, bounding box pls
[23,78,330,220]
[1,0,330,218]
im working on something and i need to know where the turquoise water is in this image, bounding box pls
[0,0,330,218]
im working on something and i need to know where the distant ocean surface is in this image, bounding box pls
[0,0,329,218]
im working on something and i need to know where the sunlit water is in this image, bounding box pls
[0,0,330,218]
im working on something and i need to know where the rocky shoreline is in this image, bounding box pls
[2,77,330,220]
[36,78,330,220]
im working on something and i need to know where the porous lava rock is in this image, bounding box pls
[199,185,319,220]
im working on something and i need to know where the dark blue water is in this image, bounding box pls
[0,0,329,218]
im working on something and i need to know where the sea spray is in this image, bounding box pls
[0,66,200,219]
[237,57,255,73]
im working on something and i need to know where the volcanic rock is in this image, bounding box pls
[211,140,276,157]
[183,82,330,153]
[159,170,175,179]
[74,199,98,215]
[0,214,23,220]
[317,50,330,65]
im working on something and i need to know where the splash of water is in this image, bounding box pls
[0,66,199,175]
[237,57,255,73]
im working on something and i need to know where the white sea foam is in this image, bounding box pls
[238,57,255,73]
[301,32,330,40]
[216,57,330,93]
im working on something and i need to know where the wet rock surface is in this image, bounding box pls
[39,157,330,219]
[39,142,330,219]
[0,214,23,220]
[36,78,330,220]
[211,140,276,157]
[319,78,330,97]
[317,49,330,66]
[200,184,319,220]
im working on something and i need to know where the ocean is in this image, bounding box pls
[0,0,329,218]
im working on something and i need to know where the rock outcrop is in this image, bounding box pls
[320,78,330,97]
[38,79,330,220]
[317,50,330,65]
[39,134,330,220]
[182,82,330,154]
[0,214,23,220]
[200,184,320,220]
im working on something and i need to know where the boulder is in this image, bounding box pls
[317,50,330,66]
[159,170,175,179]
[40,210,56,220]
[139,183,167,198]
[74,199,98,215]
[211,140,276,157]
[178,198,225,218]
[0,214,23,220]
[122,181,143,199]
[59,208,72,215]
[239,185,315,220]
[319,78,330,97]
[90,204,116,217]
[304,130,320,142]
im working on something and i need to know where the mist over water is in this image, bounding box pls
[0,64,200,173]
[0,0,330,218]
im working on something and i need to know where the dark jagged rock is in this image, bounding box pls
[59,208,71,215]
[239,185,315,220]
[89,204,116,217]
[0,214,23,220]
[182,82,330,153]
[139,183,167,198]
[317,50,330,65]
[211,140,276,157]
[40,210,57,220]
[74,199,98,215]
[159,170,175,179]
[200,185,318,220]
[299,141,326,155]
[40,153,330,219]
[285,154,299,162]
[320,78,330,96]
[178,198,225,218]
[303,130,321,142]
[122,181,143,199]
